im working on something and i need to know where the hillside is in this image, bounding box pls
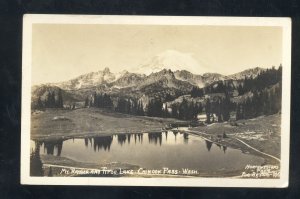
[53,67,116,90]
[31,84,83,106]
[227,67,266,80]
[32,65,279,113]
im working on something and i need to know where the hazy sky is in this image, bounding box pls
[32,24,282,85]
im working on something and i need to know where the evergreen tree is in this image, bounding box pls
[147,100,153,116]
[187,102,195,120]
[45,91,55,108]
[139,101,144,116]
[131,99,138,115]
[191,86,204,98]
[269,90,276,114]
[103,93,108,107]
[197,103,203,114]
[147,98,163,117]
[205,98,211,123]
[237,84,244,95]
[84,97,89,107]
[116,98,126,113]
[263,92,270,115]
[243,98,250,118]
[191,102,200,119]
[252,90,260,117]
[178,98,188,120]
[51,92,56,108]
[154,98,163,117]
[140,101,145,116]
[45,92,51,108]
[236,104,242,120]
[163,103,169,118]
[240,104,245,119]
[216,98,222,122]
[171,104,178,118]
[222,93,231,121]
[57,89,63,108]
[30,143,43,176]
[274,84,282,113]
[126,99,131,114]
[93,92,97,107]
[37,96,43,109]
[165,93,174,101]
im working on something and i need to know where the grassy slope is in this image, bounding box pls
[32,109,281,177]
[190,114,281,159]
[31,108,281,158]
[31,107,183,140]
[32,108,281,159]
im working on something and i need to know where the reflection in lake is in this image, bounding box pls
[223,146,227,153]
[117,134,126,146]
[93,136,113,151]
[84,138,92,147]
[31,131,264,171]
[43,140,63,156]
[148,132,162,146]
[165,131,168,141]
[183,133,189,144]
[205,140,213,151]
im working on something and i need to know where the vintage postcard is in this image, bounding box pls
[21,15,291,187]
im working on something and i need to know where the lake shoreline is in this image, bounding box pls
[31,108,281,177]
[40,155,255,178]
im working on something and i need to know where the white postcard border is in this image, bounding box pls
[21,14,291,187]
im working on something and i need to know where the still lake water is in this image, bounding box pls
[31,131,264,171]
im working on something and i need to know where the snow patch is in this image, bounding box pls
[234,131,268,141]
[52,116,71,121]
[133,50,206,75]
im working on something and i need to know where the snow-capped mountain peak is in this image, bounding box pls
[133,50,203,75]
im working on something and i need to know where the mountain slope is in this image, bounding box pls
[32,65,272,107]
[174,70,206,87]
[54,67,116,90]
[133,50,204,75]
[227,67,265,80]
[110,71,146,88]
[31,84,83,105]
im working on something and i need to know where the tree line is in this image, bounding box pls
[204,92,233,123]
[236,84,281,120]
[87,92,113,108]
[191,66,282,98]
[85,92,204,121]
[168,99,203,120]
[237,66,282,95]
[86,77,281,123]
[34,90,64,109]
[115,98,144,116]
[190,81,233,98]
[37,65,282,124]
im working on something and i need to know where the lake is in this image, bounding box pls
[31,131,264,172]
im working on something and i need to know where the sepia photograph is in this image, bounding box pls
[21,15,291,187]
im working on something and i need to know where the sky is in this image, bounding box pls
[32,24,282,85]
